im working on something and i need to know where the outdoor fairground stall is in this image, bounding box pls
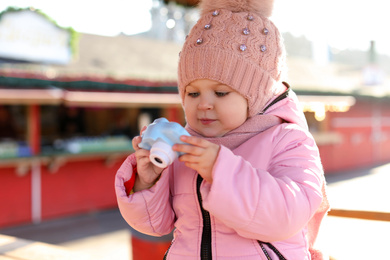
[1,6,390,234]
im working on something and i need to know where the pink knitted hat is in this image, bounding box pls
[178,0,286,117]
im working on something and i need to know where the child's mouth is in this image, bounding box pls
[200,118,216,125]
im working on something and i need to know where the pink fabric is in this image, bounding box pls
[186,113,282,150]
[200,0,276,18]
[186,89,330,259]
[307,178,330,260]
[115,90,330,259]
[178,5,286,117]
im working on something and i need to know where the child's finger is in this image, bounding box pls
[173,143,203,156]
[178,153,199,163]
[132,136,142,151]
[184,161,199,171]
[140,125,147,135]
[179,135,208,147]
[135,148,150,158]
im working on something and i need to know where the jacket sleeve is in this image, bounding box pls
[201,124,324,242]
[115,154,175,237]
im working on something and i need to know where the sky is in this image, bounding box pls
[0,0,388,55]
[273,0,387,55]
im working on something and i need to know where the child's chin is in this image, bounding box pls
[200,130,225,138]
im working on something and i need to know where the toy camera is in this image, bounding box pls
[138,118,190,168]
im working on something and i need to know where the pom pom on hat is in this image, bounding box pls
[200,0,275,18]
[178,0,286,117]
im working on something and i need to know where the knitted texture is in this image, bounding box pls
[178,1,286,117]
[200,0,275,17]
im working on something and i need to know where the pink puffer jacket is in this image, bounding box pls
[115,90,328,259]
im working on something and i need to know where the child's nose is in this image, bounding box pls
[198,96,213,110]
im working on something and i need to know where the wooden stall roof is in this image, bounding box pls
[0,33,182,87]
[1,31,389,103]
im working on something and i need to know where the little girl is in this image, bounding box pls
[115,0,329,259]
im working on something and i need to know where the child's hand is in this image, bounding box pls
[173,136,220,183]
[132,127,164,192]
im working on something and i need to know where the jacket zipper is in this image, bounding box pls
[164,174,212,260]
[163,242,172,260]
[258,241,287,260]
[194,177,286,260]
[260,83,291,115]
[196,174,212,260]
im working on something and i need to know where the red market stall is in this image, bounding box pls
[0,8,184,228]
[2,7,390,231]
[0,77,184,228]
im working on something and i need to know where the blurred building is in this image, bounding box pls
[1,3,390,228]
[0,7,184,228]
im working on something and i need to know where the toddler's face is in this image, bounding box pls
[183,79,248,137]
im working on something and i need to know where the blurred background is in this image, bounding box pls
[0,0,389,259]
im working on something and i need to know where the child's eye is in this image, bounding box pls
[187,92,199,98]
[215,92,229,97]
